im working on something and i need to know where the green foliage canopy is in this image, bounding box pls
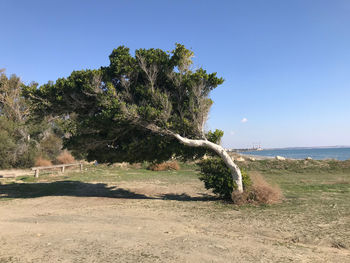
[24,44,225,163]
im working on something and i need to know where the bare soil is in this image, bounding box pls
[1,180,349,263]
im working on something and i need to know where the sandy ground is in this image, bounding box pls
[0,181,349,263]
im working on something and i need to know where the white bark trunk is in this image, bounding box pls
[138,122,243,193]
[173,134,243,193]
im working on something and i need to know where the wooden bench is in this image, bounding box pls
[31,163,83,178]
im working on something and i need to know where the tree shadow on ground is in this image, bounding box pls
[0,181,217,202]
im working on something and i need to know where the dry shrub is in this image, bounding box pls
[232,172,282,205]
[56,150,75,164]
[149,161,180,171]
[129,163,142,169]
[112,162,129,169]
[35,157,52,167]
[112,162,142,169]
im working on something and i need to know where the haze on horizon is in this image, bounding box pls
[1,0,349,149]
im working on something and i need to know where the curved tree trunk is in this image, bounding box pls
[139,123,244,193]
[173,134,243,193]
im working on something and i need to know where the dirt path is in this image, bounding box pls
[0,182,349,262]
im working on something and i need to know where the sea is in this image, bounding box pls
[241,147,350,161]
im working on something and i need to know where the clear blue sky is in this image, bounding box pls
[2,0,350,148]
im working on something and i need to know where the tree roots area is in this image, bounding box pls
[0,163,349,262]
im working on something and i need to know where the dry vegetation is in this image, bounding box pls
[111,162,142,169]
[55,150,75,164]
[148,161,180,171]
[232,172,282,205]
[34,151,77,167]
[34,157,52,167]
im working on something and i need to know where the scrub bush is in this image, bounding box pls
[35,157,52,167]
[148,161,180,171]
[56,150,75,164]
[198,158,252,200]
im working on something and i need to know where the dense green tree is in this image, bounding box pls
[0,116,17,168]
[0,70,35,167]
[0,70,64,168]
[24,44,243,193]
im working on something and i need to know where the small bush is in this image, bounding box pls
[38,134,62,160]
[56,150,75,164]
[35,157,52,167]
[112,162,142,169]
[198,158,282,204]
[232,173,282,205]
[198,158,252,200]
[149,161,180,171]
[15,145,37,168]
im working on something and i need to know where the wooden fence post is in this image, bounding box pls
[32,163,83,178]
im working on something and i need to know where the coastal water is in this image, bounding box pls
[242,147,350,161]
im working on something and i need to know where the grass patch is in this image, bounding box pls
[14,163,199,184]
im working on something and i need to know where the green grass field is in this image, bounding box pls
[240,160,350,249]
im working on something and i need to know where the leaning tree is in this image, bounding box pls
[24,44,243,193]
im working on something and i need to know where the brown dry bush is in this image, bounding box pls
[56,150,75,164]
[232,172,282,205]
[128,163,142,169]
[112,162,129,169]
[35,157,52,167]
[149,161,180,171]
[112,162,142,169]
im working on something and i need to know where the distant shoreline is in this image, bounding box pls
[237,147,350,161]
[242,146,350,151]
[238,153,274,160]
